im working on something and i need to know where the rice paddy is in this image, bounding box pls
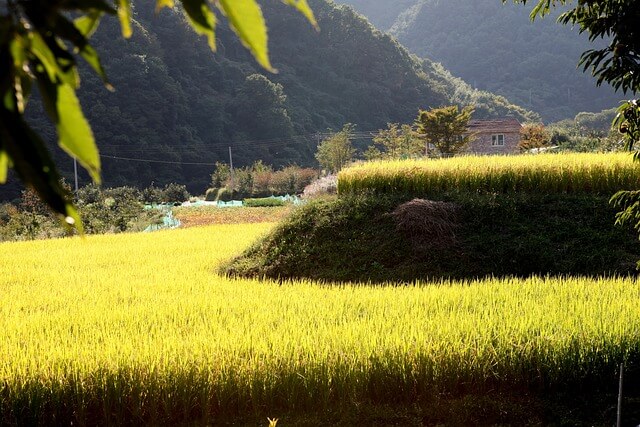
[1,223,640,424]
[338,152,640,195]
[3,153,640,424]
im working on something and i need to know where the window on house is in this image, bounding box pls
[491,134,505,146]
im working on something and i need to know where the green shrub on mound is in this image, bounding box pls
[222,192,640,282]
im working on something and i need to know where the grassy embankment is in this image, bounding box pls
[224,153,640,282]
[1,226,640,425]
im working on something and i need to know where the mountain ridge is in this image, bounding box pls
[337,0,622,122]
[3,0,535,199]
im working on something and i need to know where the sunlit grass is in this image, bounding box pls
[338,152,640,195]
[1,224,640,423]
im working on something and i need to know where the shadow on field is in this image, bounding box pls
[221,194,640,285]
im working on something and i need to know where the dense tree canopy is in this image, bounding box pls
[315,124,356,173]
[416,106,474,157]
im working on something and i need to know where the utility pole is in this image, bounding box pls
[617,362,624,427]
[228,146,234,196]
[73,158,78,192]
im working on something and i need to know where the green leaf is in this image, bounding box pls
[56,84,101,183]
[117,0,133,38]
[281,0,318,29]
[156,0,175,12]
[0,146,8,183]
[30,32,79,88]
[80,45,113,91]
[217,0,274,72]
[529,1,546,19]
[181,0,217,50]
[74,11,103,38]
[8,38,30,113]
[0,109,83,232]
[55,14,111,88]
[28,32,60,82]
[35,71,101,183]
[79,44,112,89]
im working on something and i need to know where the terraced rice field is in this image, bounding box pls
[338,152,640,195]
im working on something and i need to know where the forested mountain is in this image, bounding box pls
[5,0,534,198]
[338,0,622,122]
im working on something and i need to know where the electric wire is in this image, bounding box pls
[98,130,380,165]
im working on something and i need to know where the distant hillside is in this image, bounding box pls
[3,0,534,198]
[338,0,622,122]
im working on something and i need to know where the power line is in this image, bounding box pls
[96,130,379,151]
[100,154,218,166]
[98,130,382,165]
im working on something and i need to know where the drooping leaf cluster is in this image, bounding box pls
[0,0,316,227]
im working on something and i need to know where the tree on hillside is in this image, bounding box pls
[518,123,551,151]
[315,124,356,173]
[364,123,424,160]
[232,74,295,148]
[0,0,317,228]
[415,106,474,157]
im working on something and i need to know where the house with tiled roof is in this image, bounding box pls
[466,118,523,154]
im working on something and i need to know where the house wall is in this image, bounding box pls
[467,131,521,154]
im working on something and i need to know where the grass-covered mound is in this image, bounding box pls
[223,153,640,282]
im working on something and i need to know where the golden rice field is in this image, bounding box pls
[1,224,640,424]
[338,152,640,195]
